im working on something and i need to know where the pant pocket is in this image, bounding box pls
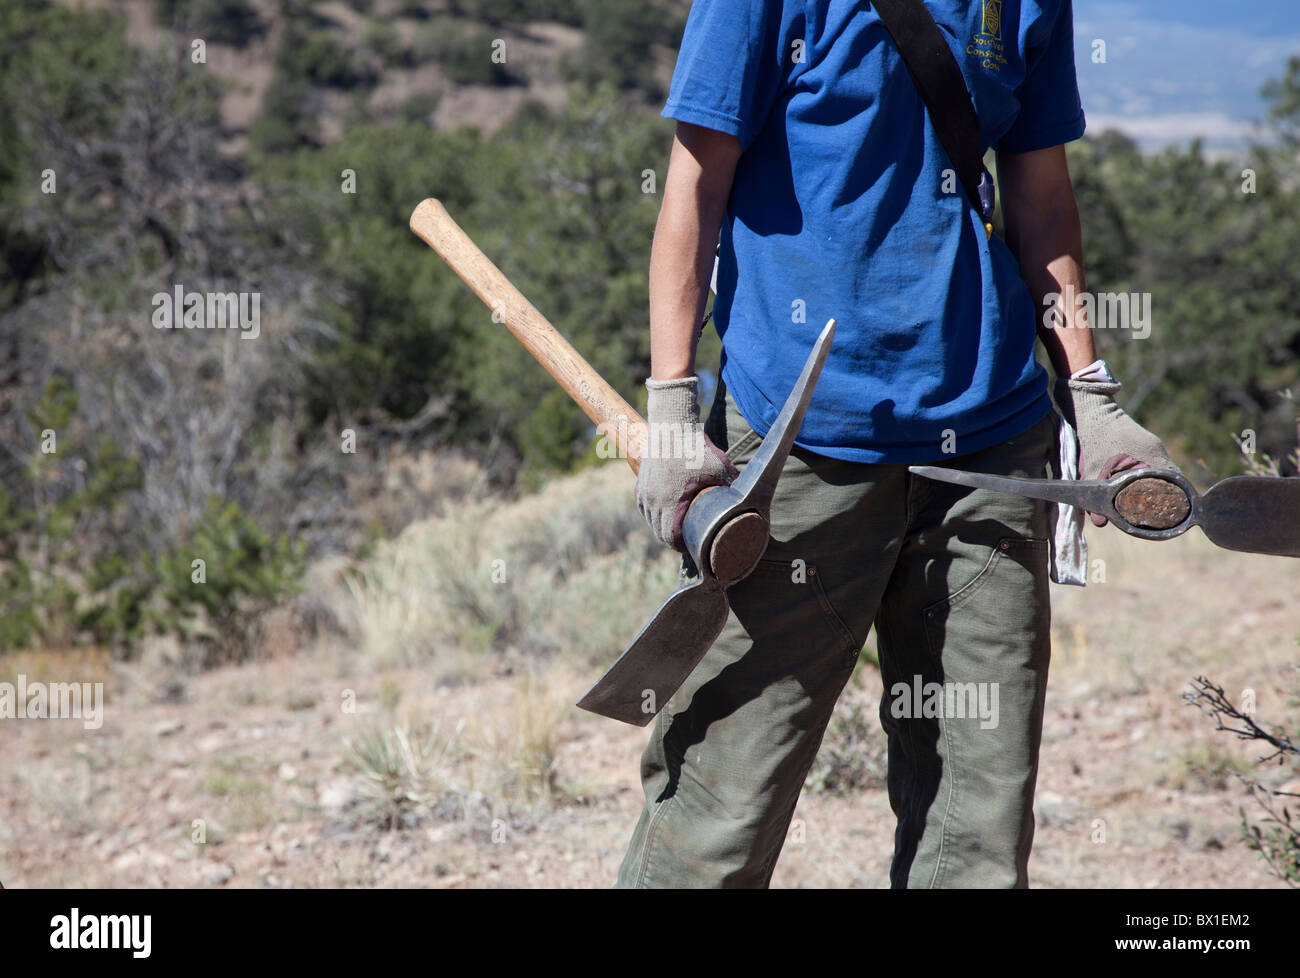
[922,536,1050,661]
[745,557,861,669]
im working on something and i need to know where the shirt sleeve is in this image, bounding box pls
[662,0,791,151]
[995,0,1087,154]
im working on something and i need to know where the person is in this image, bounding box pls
[620,0,1177,888]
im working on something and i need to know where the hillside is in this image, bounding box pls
[56,0,682,150]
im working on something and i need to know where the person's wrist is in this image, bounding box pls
[1067,358,1117,384]
[645,374,701,426]
[1052,374,1118,431]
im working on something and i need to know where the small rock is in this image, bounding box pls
[278,763,298,781]
[318,778,357,813]
[207,863,235,885]
[151,718,184,738]
[1160,816,1192,842]
[152,678,187,705]
[1033,790,1083,827]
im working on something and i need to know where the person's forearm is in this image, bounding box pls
[648,194,716,380]
[649,128,739,380]
[1015,204,1097,379]
[999,149,1097,380]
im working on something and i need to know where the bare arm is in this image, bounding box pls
[649,122,743,380]
[997,144,1095,378]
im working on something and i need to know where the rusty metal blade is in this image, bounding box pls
[576,577,730,725]
[1197,477,1300,557]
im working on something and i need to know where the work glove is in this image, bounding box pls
[1052,374,1179,528]
[635,376,739,551]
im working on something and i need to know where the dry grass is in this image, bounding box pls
[339,667,573,833]
[341,718,468,829]
[1,647,112,689]
[340,462,679,676]
[479,670,572,804]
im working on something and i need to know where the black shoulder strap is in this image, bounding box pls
[871,0,994,234]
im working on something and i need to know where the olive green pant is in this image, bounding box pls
[615,388,1057,888]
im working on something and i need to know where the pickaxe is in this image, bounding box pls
[409,199,835,726]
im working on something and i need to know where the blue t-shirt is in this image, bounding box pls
[664,0,1086,462]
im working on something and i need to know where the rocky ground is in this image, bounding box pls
[2,525,1297,889]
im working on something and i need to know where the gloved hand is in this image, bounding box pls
[635,376,739,551]
[1052,374,1179,527]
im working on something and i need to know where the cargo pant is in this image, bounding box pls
[615,385,1058,888]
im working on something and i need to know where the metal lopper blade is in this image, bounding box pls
[908,465,1300,557]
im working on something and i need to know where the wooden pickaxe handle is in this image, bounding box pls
[409,198,648,472]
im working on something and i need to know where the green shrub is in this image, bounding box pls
[293,29,375,88]
[249,76,317,154]
[459,0,584,27]
[805,701,887,794]
[0,383,303,660]
[155,497,305,666]
[396,91,439,124]
[412,18,513,86]
[562,0,685,99]
[153,0,266,47]
[362,21,411,68]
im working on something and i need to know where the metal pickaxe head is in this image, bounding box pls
[576,319,837,725]
[407,199,835,727]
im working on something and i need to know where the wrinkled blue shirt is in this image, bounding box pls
[664,0,1086,461]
